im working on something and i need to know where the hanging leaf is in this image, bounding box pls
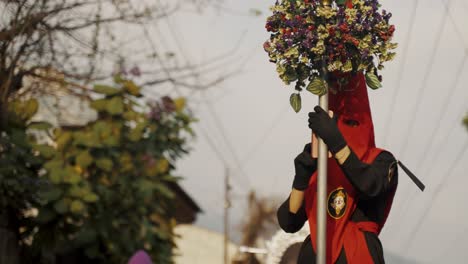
[365,71,382,90]
[306,77,328,96]
[290,93,302,113]
[93,84,122,96]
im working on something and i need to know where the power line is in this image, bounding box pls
[391,0,468,226]
[241,104,290,165]
[156,2,253,188]
[401,140,468,254]
[382,0,419,146]
[396,0,451,159]
[393,54,467,223]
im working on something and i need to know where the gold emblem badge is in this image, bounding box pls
[327,187,347,219]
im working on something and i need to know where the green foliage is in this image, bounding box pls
[27,78,194,263]
[289,93,301,113]
[365,71,382,90]
[0,99,45,212]
[306,76,328,96]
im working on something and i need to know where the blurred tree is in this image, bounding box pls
[233,191,278,264]
[0,98,48,264]
[22,78,194,263]
[0,0,228,129]
[464,114,468,131]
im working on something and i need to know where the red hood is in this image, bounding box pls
[329,73,375,159]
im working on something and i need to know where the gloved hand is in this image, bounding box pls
[308,106,347,154]
[292,143,317,190]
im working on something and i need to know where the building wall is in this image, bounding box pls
[174,224,238,264]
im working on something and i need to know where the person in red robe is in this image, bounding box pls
[277,73,398,264]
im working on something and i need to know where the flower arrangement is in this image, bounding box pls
[263,0,397,112]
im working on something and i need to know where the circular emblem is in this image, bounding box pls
[327,187,348,219]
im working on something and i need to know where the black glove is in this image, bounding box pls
[292,143,317,190]
[308,106,347,154]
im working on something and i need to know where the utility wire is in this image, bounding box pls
[401,140,468,254]
[394,54,467,222]
[396,0,451,159]
[382,0,419,147]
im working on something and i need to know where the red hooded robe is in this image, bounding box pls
[304,73,397,264]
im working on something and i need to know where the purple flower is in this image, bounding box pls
[162,96,175,113]
[129,66,141,77]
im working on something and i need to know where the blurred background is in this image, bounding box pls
[0,0,467,263]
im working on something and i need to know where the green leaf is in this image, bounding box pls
[28,121,53,130]
[33,144,56,159]
[39,189,63,202]
[93,84,122,96]
[122,80,141,96]
[36,208,57,223]
[284,67,298,83]
[96,158,113,172]
[48,169,64,184]
[106,97,124,115]
[154,183,175,199]
[289,93,301,113]
[23,99,39,121]
[76,150,93,169]
[63,167,81,184]
[56,131,72,151]
[83,193,99,203]
[53,199,68,214]
[44,159,63,172]
[70,200,85,214]
[306,77,328,96]
[68,186,87,198]
[365,71,382,90]
[90,99,108,112]
[75,229,97,245]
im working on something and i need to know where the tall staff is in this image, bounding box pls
[315,1,331,263]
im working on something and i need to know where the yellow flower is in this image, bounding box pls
[327,61,343,72]
[343,60,353,72]
[316,6,337,19]
[284,46,299,59]
[345,9,357,23]
[311,40,325,55]
[317,25,329,40]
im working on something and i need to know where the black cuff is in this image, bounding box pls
[328,136,347,154]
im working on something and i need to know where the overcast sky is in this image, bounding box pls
[146,0,468,262]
